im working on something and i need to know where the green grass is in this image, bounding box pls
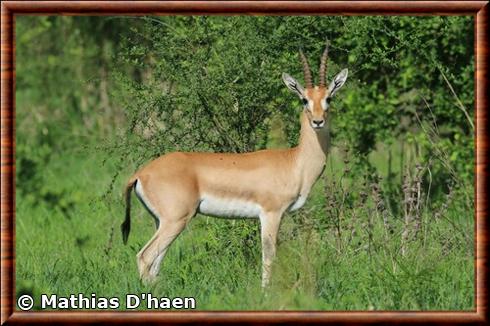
[15,145,474,311]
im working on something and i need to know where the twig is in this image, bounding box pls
[438,67,474,131]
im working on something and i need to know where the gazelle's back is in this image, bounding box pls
[135,149,300,205]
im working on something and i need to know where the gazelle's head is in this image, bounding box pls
[282,41,348,130]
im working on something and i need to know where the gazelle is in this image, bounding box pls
[122,42,348,287]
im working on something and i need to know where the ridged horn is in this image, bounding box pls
[319,39,329,88]
[299,50,313,89]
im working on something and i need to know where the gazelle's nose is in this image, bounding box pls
[312,119,324,127]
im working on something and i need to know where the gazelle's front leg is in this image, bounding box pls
[259,211,282,288]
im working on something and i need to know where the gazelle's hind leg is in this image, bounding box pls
[133,176,198,284]
[137,220,187,283]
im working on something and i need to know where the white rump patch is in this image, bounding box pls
[198,195,261,218]
[135,180,161,227]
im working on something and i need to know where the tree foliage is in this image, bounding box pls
[110,16,474,188]
[16,15,474,200]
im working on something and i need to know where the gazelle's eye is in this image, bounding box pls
[301,98,308,106]
[326,97,332,104]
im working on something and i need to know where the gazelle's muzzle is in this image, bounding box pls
[312,119,325,129]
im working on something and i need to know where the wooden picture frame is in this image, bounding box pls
[1,1,488,324]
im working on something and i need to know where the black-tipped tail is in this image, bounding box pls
[121,178,137,245]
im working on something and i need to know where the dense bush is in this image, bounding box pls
[106,16,474,196]
[16,16,474,194]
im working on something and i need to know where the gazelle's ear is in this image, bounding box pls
[328,68,348,97]
[282,73,305,98]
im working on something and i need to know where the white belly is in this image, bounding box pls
[198,195,261,218]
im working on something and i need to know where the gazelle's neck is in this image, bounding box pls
[297,110,330,163]
[294,111,330,190]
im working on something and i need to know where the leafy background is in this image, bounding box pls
[16,16,474,310]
